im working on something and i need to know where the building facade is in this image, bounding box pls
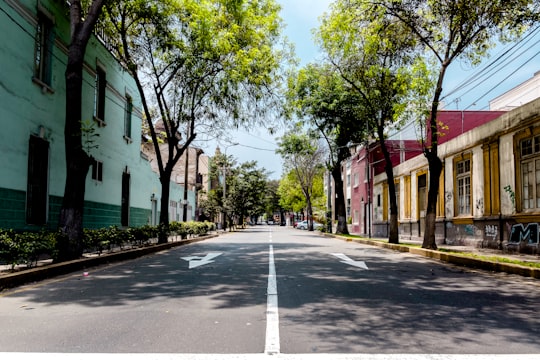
[371,98,540,249]
[0,0,192,231]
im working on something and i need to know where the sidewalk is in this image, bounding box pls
[345,233,540,264]
[329,234,540,279]
[0,234,218,291]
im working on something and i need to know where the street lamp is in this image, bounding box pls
[182,147,204,222]
[221,142,238,230]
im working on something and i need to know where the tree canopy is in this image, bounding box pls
[101,0,288,238]
[276,131,326,231]
[315,0,433,242]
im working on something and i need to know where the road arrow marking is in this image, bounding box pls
[331,253,369,270]
[181,253,222,269]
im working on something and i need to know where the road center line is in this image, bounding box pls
[265,241,280,355]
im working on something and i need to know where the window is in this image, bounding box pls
[404,176,411,218]
[34,12,54,88]
[346,174,351,187]
[346,198,351,218]
[94,66,106,124]
[353,173,359,187]
[124,95,132,140]
[169,200,178,222]
[520,136,540,210]
[456,159,471,215]
[91,158,103,182]
[418,173,427,218]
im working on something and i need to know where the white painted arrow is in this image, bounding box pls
[181,253,222,269]
[331,253,369,270]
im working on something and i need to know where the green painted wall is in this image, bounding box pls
[0,186,152,230]
[0,0,194,232]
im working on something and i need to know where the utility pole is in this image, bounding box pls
[326,161,332,234]
[182,147,189,222]
[221,142,238,230]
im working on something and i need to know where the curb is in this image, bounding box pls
[0,234,217,291]
[331,235,540,279]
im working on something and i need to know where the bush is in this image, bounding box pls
[0,221,214,269]
[169,221,187,239]
[0,230,55,269]
[0,230,21,270]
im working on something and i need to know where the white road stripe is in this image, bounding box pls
[2,353,538,359]
[265,242,280,355]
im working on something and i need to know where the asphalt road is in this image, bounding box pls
[1,226,539,358]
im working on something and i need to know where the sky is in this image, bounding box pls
[196,0,540,180]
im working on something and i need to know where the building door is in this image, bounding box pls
[121,170,130,227]
[26,136,49,225]
[418,173,427,236]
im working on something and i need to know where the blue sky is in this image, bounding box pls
[198,0,540,180]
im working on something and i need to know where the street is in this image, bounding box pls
[1,226,539,358]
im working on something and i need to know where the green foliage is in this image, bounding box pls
[278,171,306,212]
[225,161,270,225]
[0,230,55,270]
[1,222,215,270]
[276,131,326,198]
[504,185,516,212]
[80,119,100,154]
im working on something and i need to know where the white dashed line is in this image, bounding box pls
[265,230,280,354]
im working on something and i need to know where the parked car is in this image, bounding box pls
[297,220,324,230]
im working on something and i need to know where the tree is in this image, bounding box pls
[316,1,432,243]
[264,180,282,224]
[286,63,367,235]
[276,132,326,231]
[226,161,269,227]
[371,0,539,249]
[57,0,109,262]
[103,0,286,241]
[208,149,236,230]
[278,171,306,216]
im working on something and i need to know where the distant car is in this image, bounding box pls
[297,220,324,230]
[267,220,274,225]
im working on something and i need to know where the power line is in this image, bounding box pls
[465,48,540,110]
[443,26,540,100]
[442,26,540,107]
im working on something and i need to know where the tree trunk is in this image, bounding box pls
[57,35,91,262]
[158,173,171,244]
[56,1,106,261]
[306,196,314,231]
[331,165,349,235]
[422,65,447,250]
[377,124,398,244]
[422,154,442,249]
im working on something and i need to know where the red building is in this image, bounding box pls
[347,110,506,237]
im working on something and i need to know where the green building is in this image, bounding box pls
[0,0,194,231]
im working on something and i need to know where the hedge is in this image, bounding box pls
[0,221,216,271]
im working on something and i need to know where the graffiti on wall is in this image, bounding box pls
[485,224,498,242]
[464,224,481,236]
[509,223,539,244]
